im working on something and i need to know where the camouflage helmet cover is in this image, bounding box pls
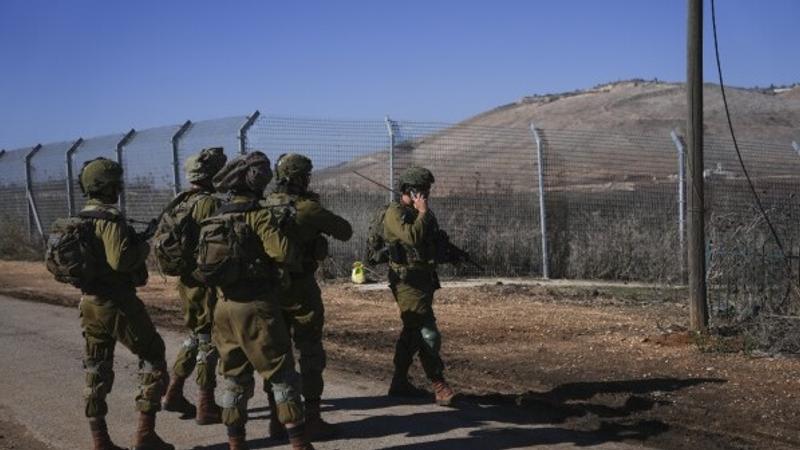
[212,151,273,193]
[398,166,435,191]
[275,153,313,182]
[185,146,227,183]
[79,157,123,196]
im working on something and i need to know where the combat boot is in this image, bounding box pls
[304,398,336,440]
[132,412,175,450]
[286,423,315,450]
[89,418,126,450]
[266,391,287,440]
[227,429,248,450]
[388,375,428,398]
[432,380,455,406]
[195,387,222,425]
[162,375,196,417]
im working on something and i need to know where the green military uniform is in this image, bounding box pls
[161,147,227,425]
[213,193,304,426]
[265,190,352,400]
[204,151,313,450]
[80,199,168,417]
[171,192,218,388]
[72,157,174,450]
[383,202,445,382]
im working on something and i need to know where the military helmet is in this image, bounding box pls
[212,151,272,194]
[275,153,313,183]
[79,157,124,196]
[398,166,435,192]
[185,146,227,183]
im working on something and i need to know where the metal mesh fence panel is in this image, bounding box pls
[247,115,391,276]
[177,116,247,170]
[30,140,72,234]
[704,136,800,333]
[392,121,541,277]
[122,125,179,223]
[0,147,31,230]
[540,129,681,282]
[72,133,124,211]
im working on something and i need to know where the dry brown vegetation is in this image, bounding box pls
[2,261,800,449]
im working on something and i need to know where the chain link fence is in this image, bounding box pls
[2,112,799,328]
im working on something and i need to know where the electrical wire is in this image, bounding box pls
[710,0,792,269]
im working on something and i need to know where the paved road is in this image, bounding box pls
[0,295,646,450]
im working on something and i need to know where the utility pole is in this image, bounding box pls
[687,0,708,331]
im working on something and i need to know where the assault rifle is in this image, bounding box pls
[433,230,484,272]
[129,218,158,241]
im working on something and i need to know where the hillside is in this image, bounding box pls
[314,80,800,194]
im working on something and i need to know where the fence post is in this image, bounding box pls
[25,144,45,243]
[671,130,687,281]
[239,110,260,155]
[385,116,396,202]
[529,123,550,279]
[171,120,192,196]
[65,138,84,216]
[116,129,136,213]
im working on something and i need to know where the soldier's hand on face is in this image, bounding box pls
[412,192,428,214]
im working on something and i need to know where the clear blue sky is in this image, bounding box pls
[1,0,797,149]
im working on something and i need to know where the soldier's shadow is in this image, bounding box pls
[322,377,724,450]
[193,377,725,450]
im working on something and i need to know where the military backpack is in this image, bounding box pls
[365,203,391,265]
[45,210,114,288]
[193,200,278,287]
[153,191,211,276]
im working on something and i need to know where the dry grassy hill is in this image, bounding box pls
[314,80,800,194]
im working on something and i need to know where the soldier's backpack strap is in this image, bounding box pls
[215,200,260,215]
[77,208,119,222]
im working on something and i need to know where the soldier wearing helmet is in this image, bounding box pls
[207,151,314,450]
[383,166,455,406]
[262,153,352,440]
[161,147,227,424]
[76,157,174,450]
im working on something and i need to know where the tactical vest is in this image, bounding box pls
[367,203,431,267]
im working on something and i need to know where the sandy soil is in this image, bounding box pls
[1,260,799,449]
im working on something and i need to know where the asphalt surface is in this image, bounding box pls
[0,294,647,450]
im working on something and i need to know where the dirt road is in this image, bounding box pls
[0,294,645,450]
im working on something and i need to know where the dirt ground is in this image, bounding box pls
[0,408,52,450]
[1,260,799,449]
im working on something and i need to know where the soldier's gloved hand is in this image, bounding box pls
[412,192,428,214]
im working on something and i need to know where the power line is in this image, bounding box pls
[710,0,792,271]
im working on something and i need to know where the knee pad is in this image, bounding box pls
[219,373,255,409]
[138,359,168,402]
[195,333,218,366]
[83,358,114,401]
[182,333,199,352]
[420,325,441,354]
[269,363,302,405]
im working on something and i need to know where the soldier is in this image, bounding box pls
[160,147,227,424]
[201,152,314,450]
[384,166,455,406]
[263,153,353,440]
[76,158,173,450]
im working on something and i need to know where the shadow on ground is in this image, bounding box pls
[193,377,725,450]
